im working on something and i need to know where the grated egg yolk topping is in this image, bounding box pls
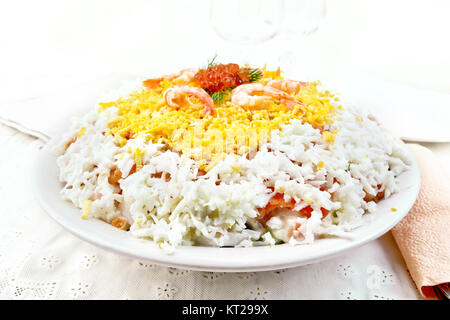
[321,129,339,144]
[98,71,338,171]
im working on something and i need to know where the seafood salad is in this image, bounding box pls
[55,61,412,249]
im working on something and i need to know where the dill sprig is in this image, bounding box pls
[201,54,219,69]
[210,88,232,105]
[208,54,218,68]
[211,91,224,105]
[248,68,263,82]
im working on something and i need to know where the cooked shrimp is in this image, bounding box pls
[163,86,214,116]
[165,68,197,82]
[143,68,197,89]
[266,79,308,95]
[231,83,298,109]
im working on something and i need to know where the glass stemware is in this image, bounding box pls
[209,0,284,65]
[275,0,327,76]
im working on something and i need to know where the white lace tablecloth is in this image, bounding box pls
[6,124,449,300]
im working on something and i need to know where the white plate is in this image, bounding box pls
[32,131,421,272]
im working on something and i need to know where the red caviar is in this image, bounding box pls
[194,63,252,93]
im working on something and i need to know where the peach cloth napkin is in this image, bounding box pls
[392,143,450,299]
